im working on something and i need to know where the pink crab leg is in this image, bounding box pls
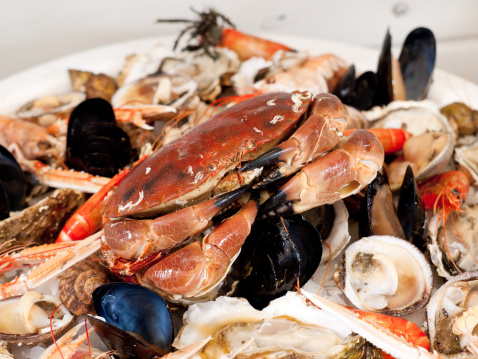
[240,93,348,186]
[140,197,259,298]
[300,290,440,359]
[259,129,384,217]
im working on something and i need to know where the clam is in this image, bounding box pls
[333,235,433,315]
[111,73,198,122]
[173,291,383,358]
[0,291,74,346]
[426,271,478,357]
[367,100,455,190]
[16,92,86,127]
[428,203,478,279]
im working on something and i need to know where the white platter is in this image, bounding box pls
[1,33,477,357]
[1,33,478,115]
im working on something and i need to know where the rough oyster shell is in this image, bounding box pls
[173,292,361,358]
[428,203,478,279]
[426,271,478,358]
[334,235,433,315]
[455,138,478,184]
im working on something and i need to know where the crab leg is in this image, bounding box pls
[140,197,259,299]
[259,129,384,217]
[240,93,348,186]
[103,186,249,276]
[300,290,440,359]
[0,231,102,299]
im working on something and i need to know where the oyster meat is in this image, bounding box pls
[428,203,478,279]
[427,271,478,358]
[173,291,385,358]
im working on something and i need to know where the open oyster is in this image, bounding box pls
[428,203,478,279]
[455,138,478,184]
[334,235,433,315]
[427,271,478,358]
[173,291,384,358]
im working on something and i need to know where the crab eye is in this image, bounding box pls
[246,140,255,149]
[208,162,218,172]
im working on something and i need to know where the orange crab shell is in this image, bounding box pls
[102,91,312,219]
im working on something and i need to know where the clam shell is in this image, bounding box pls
[334,235,433,316]
[0,292,75,346]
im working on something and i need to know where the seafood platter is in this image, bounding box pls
[2,8,478,359]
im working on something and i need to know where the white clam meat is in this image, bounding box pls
[334,235,433,315]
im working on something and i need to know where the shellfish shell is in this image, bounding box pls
[334,235,433,315]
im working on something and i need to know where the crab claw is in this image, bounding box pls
[259,129,384,218]
[239,93,347,187]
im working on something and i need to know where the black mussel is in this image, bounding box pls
[234,214,322,310]
[333,65,356,104]
[334,65,378,111]
[302,204,335,240]
[91,283,173,358]
[0,144,25,219]
[399,27,436,101]
[348,71,378,110]
[66,98,134,177]
[375,28,400,106]
[397,165,427,251]
[358,168,405,239]
[359,166,427,249]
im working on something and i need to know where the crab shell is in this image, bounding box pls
[334,235,433,316]
[103,91,313,219]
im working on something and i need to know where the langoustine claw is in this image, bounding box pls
[300,289,441,359]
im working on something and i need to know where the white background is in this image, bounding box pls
[1,0,478,82]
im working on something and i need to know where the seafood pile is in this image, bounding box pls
[2,8,478,359]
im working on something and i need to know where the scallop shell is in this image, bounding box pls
[58,261,110,315]
[334,235,433,316]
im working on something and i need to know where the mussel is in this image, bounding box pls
[88,282,173,358]
[66,98,134,178]
[233,214,323,310]
[0,144,25,220]
[335,27,436,110]
[358,166,427,251]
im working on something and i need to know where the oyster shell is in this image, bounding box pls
[173,292,385,358]
[428,203,478,279]
[426,271,478,358]
[334,235,433,315]
[455,138,478,184]
[16,92,86,127]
